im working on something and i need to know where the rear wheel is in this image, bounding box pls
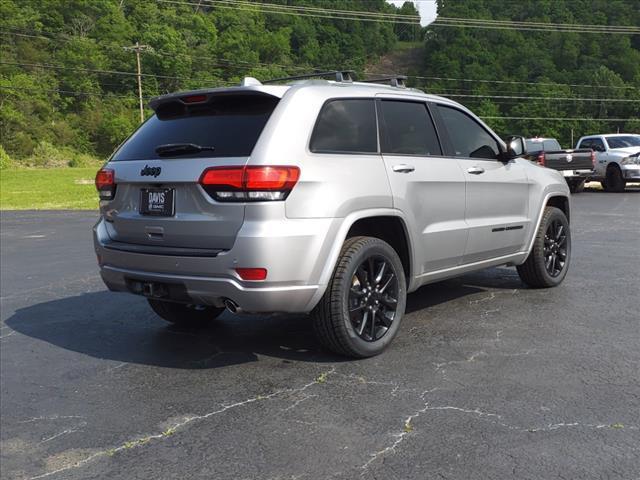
[567,178,585,194]
[517,207,571,288]
[148,299,225,327]
[312,236,407,358]
[604,165,626,192]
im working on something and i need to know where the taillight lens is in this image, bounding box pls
[95,168,116,200]
[235,268,268,281]
[590,149,596,168]
[200,166,300,202]
[536,152,546,167]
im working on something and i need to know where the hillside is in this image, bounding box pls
[415,0,640,146]
[0,0,415,166]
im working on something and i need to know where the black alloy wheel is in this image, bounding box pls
[543,219,568,277]
[348,255,399,342]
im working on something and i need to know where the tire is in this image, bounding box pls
[600,181,607,190]
[517,207,571,288]
[312,236,407,358]
[567,178,585,194]
[604,165,626,192]
[147,299,225,327]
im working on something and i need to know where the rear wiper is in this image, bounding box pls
[155,143,216,157]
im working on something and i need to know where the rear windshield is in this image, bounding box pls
[111,94,279,161]
[526,139,560,153]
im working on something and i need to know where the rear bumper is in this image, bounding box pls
[99,265,319,313]
[94,214,340,313]
[561,169,593,178]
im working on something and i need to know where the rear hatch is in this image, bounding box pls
[102,90,280,250]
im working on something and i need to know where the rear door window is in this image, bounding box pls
[379,100,442,156]
[111,94,279,160]
[310,99,378,154]
[437,105,500,159]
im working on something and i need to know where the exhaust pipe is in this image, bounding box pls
[224,299,243,314]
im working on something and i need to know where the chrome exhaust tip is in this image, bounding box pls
[224,299,242,314]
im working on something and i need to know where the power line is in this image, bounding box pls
[157,0,422,25]
[0,85,142,99]
[435,93,639,103]
[436,16,639,31]
[366,70,638,90]
[479,116,637,122]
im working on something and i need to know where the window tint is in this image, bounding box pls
[543,139,561,151]
[437,105,500,159]
[580,138,607,151]
[578,138,593,149]
[310,99,377,153]
[112,94,279,160]
[379,101,441,156]
[605,136,640,148]
[525,139,543,153]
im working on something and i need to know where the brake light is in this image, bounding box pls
[199,166,300,202]
[95,168,116,200]
[536,151,546,167]
[235,268,267,281]
[182,94,207,104]
[590,149,596,168]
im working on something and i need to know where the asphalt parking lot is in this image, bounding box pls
[1,190,639,480]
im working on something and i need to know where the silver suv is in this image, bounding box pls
[94,72,571,358]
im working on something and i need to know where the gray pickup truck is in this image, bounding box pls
[524,138,594,193]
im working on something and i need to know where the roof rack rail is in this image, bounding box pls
[362,75,408,88]
[263,70,355,84]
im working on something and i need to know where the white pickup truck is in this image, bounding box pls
[576,134,640,192]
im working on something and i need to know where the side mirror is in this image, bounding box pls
[503,135,526,160]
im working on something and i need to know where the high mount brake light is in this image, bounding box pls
[536,151,546,167]
[95,168,116,200]
[182,94,208,104]
[199,166,300,202]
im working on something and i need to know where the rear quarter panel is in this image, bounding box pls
[249,85,393,219]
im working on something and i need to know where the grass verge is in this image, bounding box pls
[0,168,99,210]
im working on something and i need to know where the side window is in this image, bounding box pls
[592,138,605,151]
[379,100,442,156]
[310,99,377,153]
[437,105,500,159]
[579,138,592,149]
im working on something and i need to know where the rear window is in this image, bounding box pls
[111,94,279,161]
[310,99,377,154]
[379,100,442,156]
[543,139,561,151]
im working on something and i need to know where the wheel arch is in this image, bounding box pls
[306,209,415,311]
[524,192,571,257]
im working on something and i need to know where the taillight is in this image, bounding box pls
[199,166,300,202]
[95,168,116,200]
[536,151,546,167]
[590,149,596,168]
[235,268,268,281]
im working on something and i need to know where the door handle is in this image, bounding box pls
[392,164,415,173]
[467,166,485,175]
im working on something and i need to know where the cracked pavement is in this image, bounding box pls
[1,190,639,480]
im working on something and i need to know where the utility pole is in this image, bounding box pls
[123,42,153,123]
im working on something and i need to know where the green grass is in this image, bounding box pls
[0,168,100,210]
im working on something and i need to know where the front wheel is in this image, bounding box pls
[604,165,626,192]
[312,236,407,358]
[148,299,225,327]
[517,207,571,288]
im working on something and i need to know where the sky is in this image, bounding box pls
[386,0,438,26]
